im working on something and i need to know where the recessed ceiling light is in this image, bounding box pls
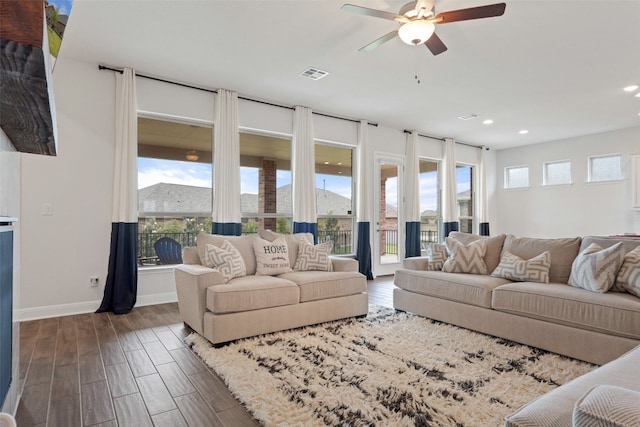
[519,130,529,135]
[482,119,494,125]
[636,93,640,98]
[324,161,330,165]
[623,85,639,92]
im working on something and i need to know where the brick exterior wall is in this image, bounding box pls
[259,159,277,231]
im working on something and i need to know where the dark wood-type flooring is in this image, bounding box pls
[15,275,395,426]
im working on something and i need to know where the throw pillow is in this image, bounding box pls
[204,240,247,283]
[442,237,488,274]
[491,251,551,283]
[424,243,447,271]
[293,239,333,272]
[614,247,640,297]
[258,230,313,267]
[253,236,292,275]
[568,242,626,293]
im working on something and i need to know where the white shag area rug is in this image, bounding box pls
[185,306,595,427]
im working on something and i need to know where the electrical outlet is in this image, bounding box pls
[90,276,99,287]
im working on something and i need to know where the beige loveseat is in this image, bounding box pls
[175,231,368,345]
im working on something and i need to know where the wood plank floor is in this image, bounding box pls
[15,275,395,427]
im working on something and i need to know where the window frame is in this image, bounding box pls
[456,163,475,234]
[543,159,572,186]
[504,165,530,189]
[588,153,623,183]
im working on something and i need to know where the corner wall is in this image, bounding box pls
[495,127,640,238]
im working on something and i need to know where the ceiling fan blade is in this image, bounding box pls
[435,3,506,24]
[341,4,408,22]
[424,32,447,55]
[359,30,398,52]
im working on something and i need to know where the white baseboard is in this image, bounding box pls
[17,291,178,321]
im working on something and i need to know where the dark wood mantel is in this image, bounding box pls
[0,0,57,155]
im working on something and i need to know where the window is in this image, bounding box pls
[505,165,529,189]
[137,116,213,266]
[239,132,292,234]
[457,164,474,233]
[419,159,440,245]
[315,143,354,255]
[544,160,572,186]
[589,154,622,182]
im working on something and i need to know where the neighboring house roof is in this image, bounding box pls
[138,182,355,217]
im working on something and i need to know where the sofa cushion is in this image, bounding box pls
[492,282,640,340]
[259,230,314,267]
[206,276,299,314]
[568,242,625,293]
[502,235,581,284]
[614,247,640,296]
[204,241,247,283]
[293,240,333,272]
[449,232,507,273]
[253,236,292,275]
[394,269,511,308]
[491,250,551,283]
[442,237,488,274]
[197,233,257,275]
[278,270,366,303]
[573,385,640,427]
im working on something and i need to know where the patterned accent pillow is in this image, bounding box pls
[204,240,247,283]
[424,243,447,271]
[491,251,551,283]
[293,239,333,272]
[253,236,292,276]
[613,247,640,297]
[442,237,488,274]
[568,242,626,293]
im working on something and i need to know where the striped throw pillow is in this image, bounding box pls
[491,251,551,283]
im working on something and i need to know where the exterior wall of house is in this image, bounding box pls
[495,126,640,238]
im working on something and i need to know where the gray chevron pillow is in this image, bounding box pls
[568,242,625,293]
[491,251,551,283]
[614,247,640,297]
[442,237,488,274]
[205,240,247,282]
[293,240,333,272]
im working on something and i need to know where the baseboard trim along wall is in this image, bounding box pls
[17,291,178,321]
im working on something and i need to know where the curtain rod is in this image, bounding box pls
[403,129,488,150]
[98,64,378,127]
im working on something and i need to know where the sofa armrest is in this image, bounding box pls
[174,264,225,335]
[573,385,640,427]
[330,256,358,272]
[403,256,430,270]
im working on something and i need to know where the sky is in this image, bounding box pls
[48,0,73,16]
[138,158,471,213]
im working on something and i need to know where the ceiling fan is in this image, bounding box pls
[341,0,506,55]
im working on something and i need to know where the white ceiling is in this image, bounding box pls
[60,0,640,150]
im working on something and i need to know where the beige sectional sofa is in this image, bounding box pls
[175,231,368,345]
[395,232,640,426]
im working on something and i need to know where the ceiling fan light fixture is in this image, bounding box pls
[398,20,435,45]
[185,150,199,161]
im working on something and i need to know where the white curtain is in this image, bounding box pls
[479,146,490,235]
[212,89,241,234]
[442,137,459,237]
[292,106,317,236]
[98,67,138,314]
[355,120,373,278]
[404,132,421,257]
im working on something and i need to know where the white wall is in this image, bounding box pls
[18,56,489,318]
[495,126,640,238]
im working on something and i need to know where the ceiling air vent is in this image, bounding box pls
[458,113,479,121]
[300,67,329,80]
